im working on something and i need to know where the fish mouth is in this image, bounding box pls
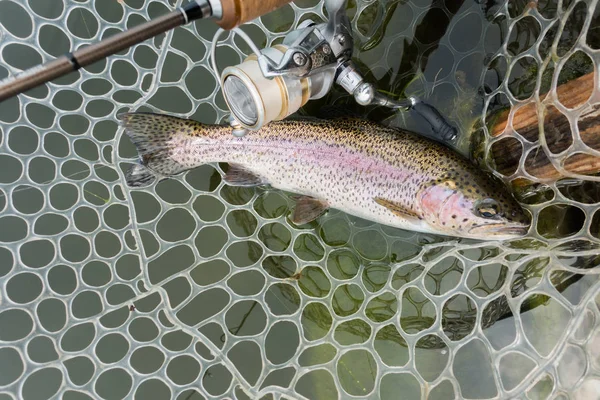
[468,222,530,238]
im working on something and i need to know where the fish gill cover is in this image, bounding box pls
[0,0,599,399]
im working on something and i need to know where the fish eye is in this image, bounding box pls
[476,198,500,219]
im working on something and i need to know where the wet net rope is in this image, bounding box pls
[0,0,599,399]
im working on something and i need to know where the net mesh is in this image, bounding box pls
[0,0,599,399]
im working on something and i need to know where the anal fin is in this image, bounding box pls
[291,196,329,225]
[374,197,422,221]
[224,164,266,187]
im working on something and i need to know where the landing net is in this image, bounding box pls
[0,0,598,399]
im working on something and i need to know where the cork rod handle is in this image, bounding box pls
[217,0,294,29]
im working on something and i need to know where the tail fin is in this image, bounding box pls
[118,112,198,187]
[125,163,157,188]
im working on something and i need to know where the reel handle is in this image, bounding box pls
[217,0,294,29]
[410,98,458,142]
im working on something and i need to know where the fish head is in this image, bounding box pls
[417,176,530,240]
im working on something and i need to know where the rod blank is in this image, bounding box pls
[0,3,208,103]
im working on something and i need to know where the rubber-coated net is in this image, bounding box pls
[0,0,599,398]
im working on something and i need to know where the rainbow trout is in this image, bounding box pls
[119,113,530,240]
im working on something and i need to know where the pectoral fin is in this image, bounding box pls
[374,197,423,221]
[224,164,266,187]
[291,196,329,225]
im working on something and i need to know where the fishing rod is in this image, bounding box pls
[0,0,292,102]
[0,0,456,141]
